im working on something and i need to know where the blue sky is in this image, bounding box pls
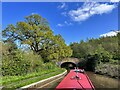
[2,2,118,45]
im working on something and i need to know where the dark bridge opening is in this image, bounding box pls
[61,62,77,70]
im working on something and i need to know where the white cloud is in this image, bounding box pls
[57,3,67,9]
[110,0,120,2]
[100,31,120,37]
[57,21,72,27]
[61,12,67,16]
[68,2,117,22]
[64,21,73,25]
[57,24,64,27]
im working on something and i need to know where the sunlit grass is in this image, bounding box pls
[2,68,65,89]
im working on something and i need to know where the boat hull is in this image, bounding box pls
[56,69,95,90]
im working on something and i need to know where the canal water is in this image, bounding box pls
[44,71,120,89]
[86,71,120,88]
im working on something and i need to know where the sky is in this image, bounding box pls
[2,2,118,45]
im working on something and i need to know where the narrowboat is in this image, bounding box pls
[56,68,95,90]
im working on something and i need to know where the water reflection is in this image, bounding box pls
[86,71,120,88]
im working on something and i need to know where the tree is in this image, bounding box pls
[117,32,120,60]
[2,14,72,62]
[92,45,112,64]
[3,14,52,53]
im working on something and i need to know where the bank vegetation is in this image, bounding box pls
[70,33,120,79]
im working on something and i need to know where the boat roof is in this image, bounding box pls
[56,69,94,90]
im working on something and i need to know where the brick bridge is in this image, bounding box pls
[59,58,80,69]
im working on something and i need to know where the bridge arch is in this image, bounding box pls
[61,62,76,69]
[60,58,79,69]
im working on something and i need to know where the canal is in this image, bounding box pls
[41,71,120,89]
[86,71,120,88]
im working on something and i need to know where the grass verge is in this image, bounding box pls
[2,68,65,89]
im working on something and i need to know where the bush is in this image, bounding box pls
[95,63,119,78]
[2,50,44,76]
[43,62,57,70]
